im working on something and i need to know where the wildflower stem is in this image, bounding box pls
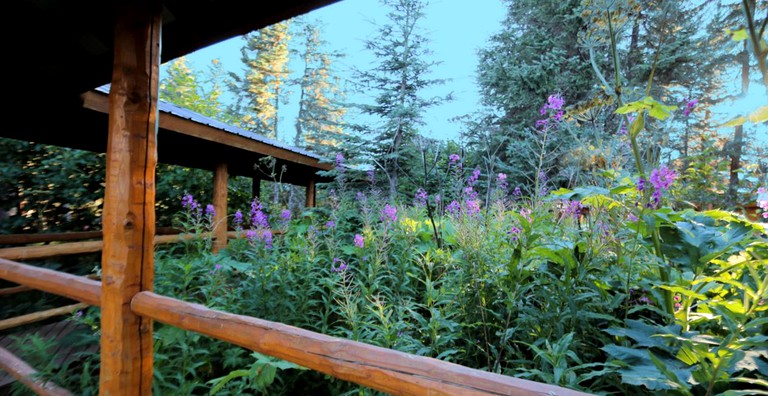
[608,9,674,318]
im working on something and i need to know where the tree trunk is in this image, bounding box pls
[728,40,750,205]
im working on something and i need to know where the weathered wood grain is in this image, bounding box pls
[305,178,316,208]
[0,258,101,306]
[213,163,228,254]
[99,3,161,394]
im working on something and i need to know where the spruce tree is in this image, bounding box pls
[293,21,347,156]
[357,0,448,199]
[231,22,292,139]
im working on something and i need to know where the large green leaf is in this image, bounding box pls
[749,106,768,124]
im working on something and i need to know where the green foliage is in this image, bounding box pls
[355,0,450,199]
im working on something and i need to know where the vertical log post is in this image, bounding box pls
[213,163,228,253]
[305,178,316,208]
[252,176,262,203]
[100,3,161,394]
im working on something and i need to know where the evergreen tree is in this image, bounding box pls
[357,0,448,199]
[231,22,292,140]
[293,21,347,156]
[473,0,593,190]
[159,57,226,119]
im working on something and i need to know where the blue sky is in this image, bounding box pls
[169,0,507,142]
[169,0,766,144]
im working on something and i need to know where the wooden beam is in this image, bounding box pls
[305,178,316,208]
[0,303,88,331]
[81,91,333,173]
[99,3,161,394]
[213,163,228,254]
[0,258,101,306]
[131,292,592,396]
[0,231,102,245]
[0,346,73,396]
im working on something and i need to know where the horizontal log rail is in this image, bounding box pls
[0,227,182,246]
[0,231,243,261]
[0,285,32,296]
[0,259,101,306]
[0,303,89,331]
[0,231,103,246]
[0,346,73,396]
[132,292,591,396]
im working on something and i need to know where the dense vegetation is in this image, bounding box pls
[2,0,767,395]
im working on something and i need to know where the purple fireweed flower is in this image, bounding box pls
[520,208,532,222]
[434,194,441,204]
[449,154,460,164]
[496,173,508,189]
[262,230,273,249]
[356,191,365,201]
[446,200,461,216]
[205,204,215,217]
[547,94,565,111]
[535,119,549,130]
[465,200,481,216]
[182,194,199,212]
[683,99,698,117]
[757,188,768,218]
[468,168,481,186]
[628,213,639,222]
[280,209,291,221]
[508,226,521,241]
[562,200,583,219]
[414,188,428,207]
[252,210,269,229]
[638,296,652,305]
[367,169,375,184]
[637,178,646,192]
[464,186,479,201]
[331,258,348,273]
[234,210,243,226]
[513,186,522,197]
[647,166,677,208]
[354,234,364,248]
[381,204,397,224]
[650,166,676,190]
[246,229,257,241]
[250,199,266,227]
[554,111,564,122]
[326,220,336,229]
[335,152,345,167]
[76,310,83,318]
[215,264,222,271]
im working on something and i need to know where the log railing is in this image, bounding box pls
[0,257,592,396]
[0,346,73,396]
[0,258,101,306]
[0,303,88,332]
[0,231,242,261]
[0,227,182,246]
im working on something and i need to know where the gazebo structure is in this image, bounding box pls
[0,1,589,395]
